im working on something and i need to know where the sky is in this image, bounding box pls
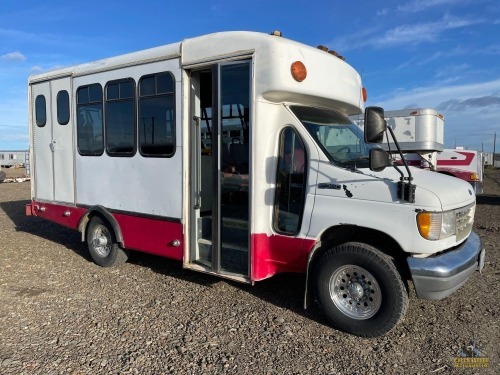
[0,0,499,152]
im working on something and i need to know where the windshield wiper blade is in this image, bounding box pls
[340,156,369,164]
[339,156,369,171]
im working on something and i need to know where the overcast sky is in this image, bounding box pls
[0,0,499,151]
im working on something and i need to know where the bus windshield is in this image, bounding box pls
[290,106,375,169]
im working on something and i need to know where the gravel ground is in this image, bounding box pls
[1,168,498,374]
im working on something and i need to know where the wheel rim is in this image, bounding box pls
[91,224,112,257]
[329,264,382,320]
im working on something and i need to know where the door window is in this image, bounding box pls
[274,127,307,234]
[57,90,70,125]
[35,95,46,127]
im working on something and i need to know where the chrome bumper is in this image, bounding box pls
[407,232,484,300]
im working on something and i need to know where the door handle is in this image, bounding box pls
[193,116,201,209]
[49,140,56,152]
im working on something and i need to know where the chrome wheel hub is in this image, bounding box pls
[329,265,382,320]
[91,225,111,257]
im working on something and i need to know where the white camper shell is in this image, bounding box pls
[27,31,484,337]
[352,109,484,193]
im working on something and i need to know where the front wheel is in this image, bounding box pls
[86,216,129,267]
[315,242,408,337]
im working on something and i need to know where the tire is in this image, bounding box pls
[86,216,129,267]
[314,242,408,337]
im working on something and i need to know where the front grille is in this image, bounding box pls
[455,203,475,242]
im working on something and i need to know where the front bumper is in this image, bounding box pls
[407,232,484,300]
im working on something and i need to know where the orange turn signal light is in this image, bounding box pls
[291,61,307,82]
[470,173,479,181]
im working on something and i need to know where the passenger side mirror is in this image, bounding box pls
[369,148,391,172]
[364,107,386,144]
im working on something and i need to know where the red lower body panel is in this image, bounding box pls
[113,213,183,260]
[27,200,316,281]
[27,200,183,261]
[251,233,316,281]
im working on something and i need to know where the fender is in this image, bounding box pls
[303,241,322,309]
[77,205,125,247]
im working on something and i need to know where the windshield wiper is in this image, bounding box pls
[339,156,369,171]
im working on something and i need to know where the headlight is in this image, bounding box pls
[417,210,456,240]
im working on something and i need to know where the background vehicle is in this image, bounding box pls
[351,108,484,193]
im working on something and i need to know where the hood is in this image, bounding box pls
[360,166,475,211]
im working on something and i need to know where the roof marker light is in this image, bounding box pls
[317,45,329,51]
[328,50,345,61]
[270,30,282,37]
[291,61,307,82]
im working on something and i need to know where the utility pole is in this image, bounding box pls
[494,132,497,167]
[494,132,497,155]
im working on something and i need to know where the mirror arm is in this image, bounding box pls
[386,126,412,182]
[386,126,416,202]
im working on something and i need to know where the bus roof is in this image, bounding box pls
[29,31,364,115]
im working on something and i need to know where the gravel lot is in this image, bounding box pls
[1,167,498,374]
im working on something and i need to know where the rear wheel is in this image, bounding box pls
[86,216,129,267]
[315,242,408,337]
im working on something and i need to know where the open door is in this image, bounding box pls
[188,60,251,280]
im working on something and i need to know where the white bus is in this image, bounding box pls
[26,31,484,337]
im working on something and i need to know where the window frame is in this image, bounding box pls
[76,83,104,156]
[35,95,46,127]
[138,71,176,158]
[272,126,308,236]
[104,78,137,157]
[56,90,70,125]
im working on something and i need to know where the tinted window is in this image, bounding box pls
[76,84,104,156]
[273,127,307,235]
[35,95,46,127]
[138,72,175,156]
[57,90,70,125]
[105,79,136,156]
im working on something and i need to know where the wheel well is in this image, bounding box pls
[78,206,124,247]
[304,225,410,309]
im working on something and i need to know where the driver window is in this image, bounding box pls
[273,127,307,235]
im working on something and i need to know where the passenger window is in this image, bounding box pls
[273,127,307,235]
[76,84,104,156]
[105,79,136,156]
[35,95,46,127]
[138,72,175,157]
[57,90,70,125]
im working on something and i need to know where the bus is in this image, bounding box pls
[26,31,484,337]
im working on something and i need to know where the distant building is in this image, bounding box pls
[484,152,500,168]
[0,150,29,169]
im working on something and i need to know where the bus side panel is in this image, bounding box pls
[251,233,315,281]
[114,213,183,260]
[73,59,182,219]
